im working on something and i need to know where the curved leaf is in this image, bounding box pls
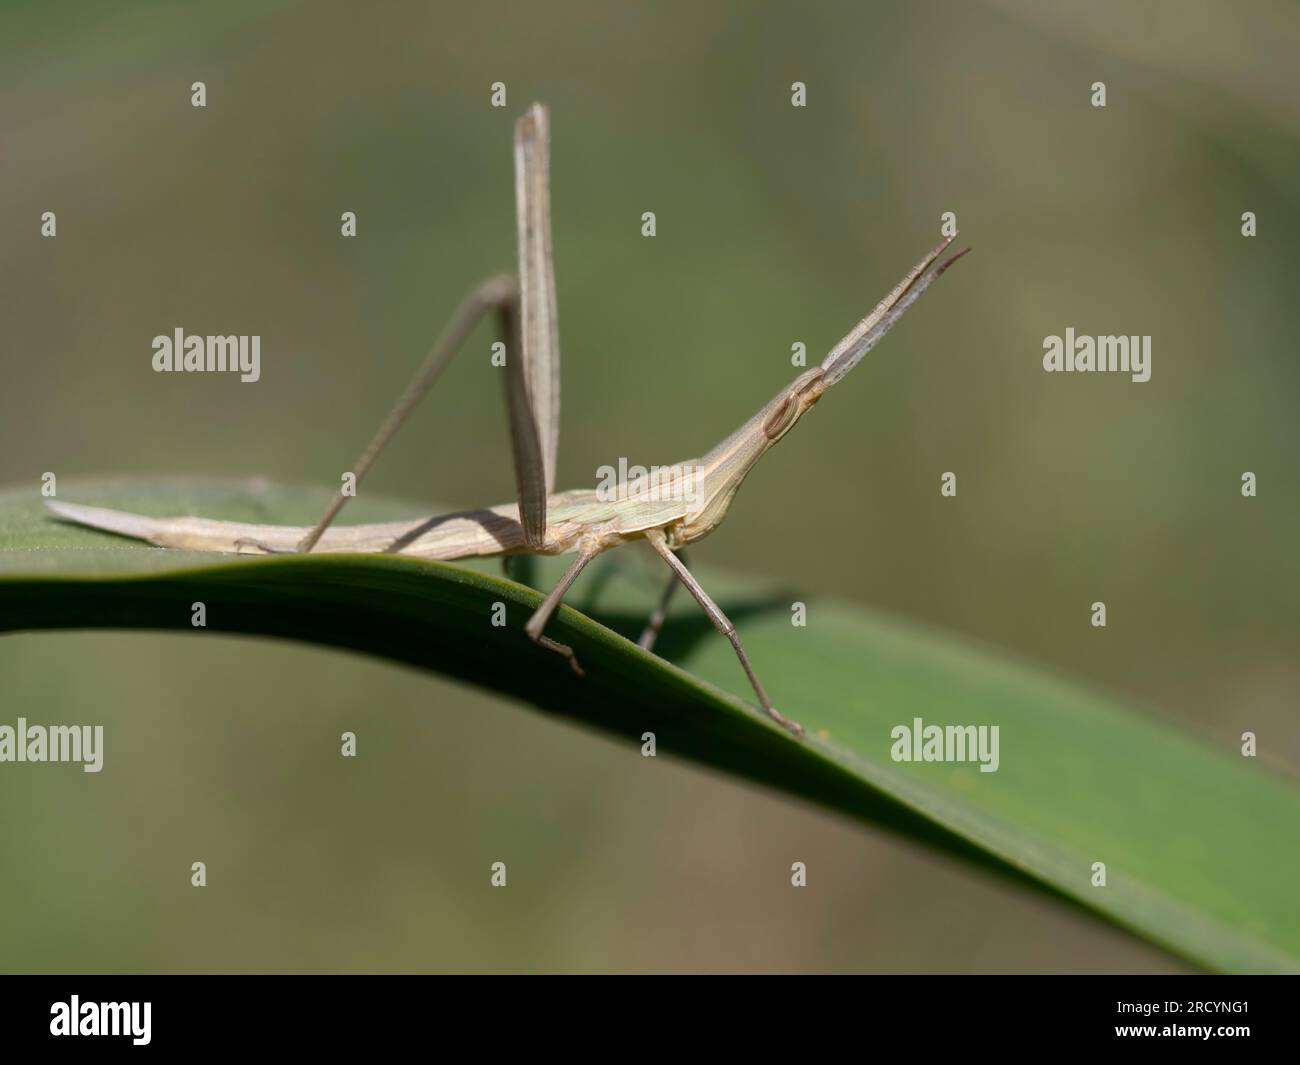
[1,476,1297,972]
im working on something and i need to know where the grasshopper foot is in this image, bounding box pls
[536,634,584,677]
[766,705,805,737]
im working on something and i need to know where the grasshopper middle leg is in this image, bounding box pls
[524,547,599,676]
[638,548,687,652]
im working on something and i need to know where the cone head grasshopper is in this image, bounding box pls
[48,103,969,736]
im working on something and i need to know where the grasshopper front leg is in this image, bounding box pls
[644,529,803,736]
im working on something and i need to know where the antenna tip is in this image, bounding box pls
[936,246,973,275]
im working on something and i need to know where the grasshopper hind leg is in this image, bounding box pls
[297,273,517,554]
[644,529,803,736]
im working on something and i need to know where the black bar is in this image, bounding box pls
[0,975,1293,1052]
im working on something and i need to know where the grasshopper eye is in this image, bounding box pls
[762,395,798,440]
[762,369,824,440]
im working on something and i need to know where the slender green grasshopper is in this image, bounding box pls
[49,103,969,736]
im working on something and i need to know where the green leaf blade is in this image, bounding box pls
[1,477,1296,972]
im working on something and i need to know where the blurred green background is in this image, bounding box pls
[1,0,1296,972]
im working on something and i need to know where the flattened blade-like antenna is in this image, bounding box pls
[821,234,970,387]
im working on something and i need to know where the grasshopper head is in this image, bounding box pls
[675,369,828,543]
[675,236,969,545]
